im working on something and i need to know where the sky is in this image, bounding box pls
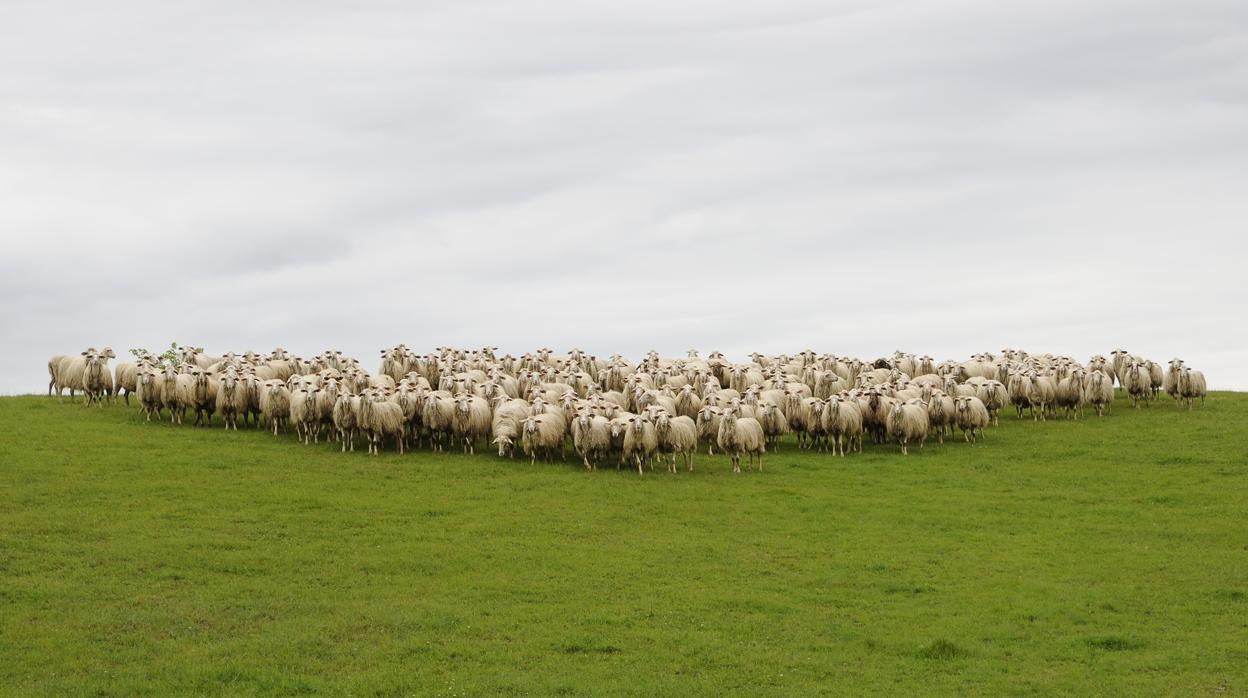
[3,0,1246,393]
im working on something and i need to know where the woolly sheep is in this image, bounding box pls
[1178,367,1207,409]
[654,412,697,473]
[333,391,360,452]
[216,371,248,430]
[358,390,406,455]
[822,396,862,457]
[695,405,724,456]
[1123,361,1153,409]
[521,413,566,465]
[452,394,492,455]
[1055,369,1085,420]
[954,396,989,444]
[886,401,928,455]
[571,411,611,470]
[925,391,954,444]
[622,415,659,475]
[716,409,765,473]
[113,361,138,406]
[289,387,320,444]
[422,392,456,452]
[82,350,114,407]
[259,380,291,435]
[1083,370,1114,417]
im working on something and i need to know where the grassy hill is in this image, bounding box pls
[1,393,1245,696]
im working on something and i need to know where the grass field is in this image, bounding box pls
[1,392,1246,696]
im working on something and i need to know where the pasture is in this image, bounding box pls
[1,393,1245,695]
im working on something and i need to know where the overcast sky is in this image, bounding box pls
[3,0,1246,393]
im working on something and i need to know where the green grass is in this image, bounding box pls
[1,393,1245,696]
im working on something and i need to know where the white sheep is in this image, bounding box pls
[1083,370,1114,417]
[82,350,114,407]
[1178,367,1207,409]
[886,401,928,455]
[621,415,659,474]
[716,409,765,473]
[954,396,989,444]
[259,380,291,435]
[358,390,406,455]
[521,414,566,465]
[1007,371,1035,420]
[135,365,164,421]
[822,397,862,457]
[492,398,532,458]
[113,361,138,406]
[289,387,320,444]
[216,371,248,430]
[187,367,219,426]
[1123,361,1153,409]
[422,392,456,452]
[571,411,612,470]
[654,412,697,473]
[452,394,492,455]
[1055,369,1085,420]
[925,391,955,444]
[333,391,360,452]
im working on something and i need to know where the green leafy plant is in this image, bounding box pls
[128,342,202,368]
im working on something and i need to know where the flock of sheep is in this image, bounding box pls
[46,346,1209,473]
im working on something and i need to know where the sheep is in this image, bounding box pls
[216,371,248,430]
[259,380,291,435]
[1029,373,1056,421]
[240,372,264,427]
[520,414,566,465]
[756,400,790,450]
[1178,367,1207,409]
[135,365,165,422]
[53,351,94,401]
[695,405,724,455]
[674,385,703,419]
[422,392,456,452]
[188,367,219,426]
[317,379,347,443]
[492,398,532,458]
[571,411,612,470]
[1055,369,1085,419]
[654,412,697,473]
[862,389,897,444]
[82,350,114,407]
[716,409,765,473]
[1123,361,1153,409]
[1007,371,1035,419]
[333,391,360,452]
[452,394,492,454]
[159,365,187,424]
[822,397,862,457]
[886,401,928,455]
[113,361,138,405]
[1083,370,1114,417]
[974,380,1007,426]
[358,390,406,455]
[1164,359,1183,403]
[47,354,67,397]
[289,387,320,444]
[954,396,989,444]
[925,391,954,444]
[1146,360,1165,401]
[621,415,659,474]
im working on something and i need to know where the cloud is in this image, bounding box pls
[2,0,1246,392]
